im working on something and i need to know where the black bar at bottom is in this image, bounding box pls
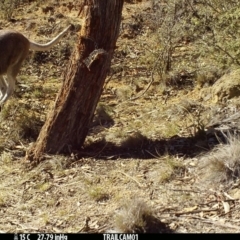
[1,233,142,240]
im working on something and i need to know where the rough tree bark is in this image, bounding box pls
[26,0,124,162]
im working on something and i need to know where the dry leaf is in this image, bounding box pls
[222,201,230,214]
[183,206,198,212]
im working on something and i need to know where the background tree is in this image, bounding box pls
[26,0,124,163]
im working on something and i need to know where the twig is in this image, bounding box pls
[214,44,240,65]
[195,217,240,231]
[129,68,155,100]
[117,171,143,188]
[173,208,219,216]
[129,50,163,100]
[168,216,240,231]
[169,188,200,193]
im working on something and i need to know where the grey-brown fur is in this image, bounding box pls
[0,25,71,104]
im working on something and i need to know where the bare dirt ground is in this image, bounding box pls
[0,0,240,233]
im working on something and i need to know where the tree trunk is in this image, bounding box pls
[26,0,124,162]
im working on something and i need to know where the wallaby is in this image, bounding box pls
[0,25,72,104]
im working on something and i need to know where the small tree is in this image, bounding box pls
[26,0,124,163]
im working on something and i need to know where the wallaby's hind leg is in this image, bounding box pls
[0,73,16,104]
[0,76,8,103]
[0,58,23,104]
[3,53,26,104]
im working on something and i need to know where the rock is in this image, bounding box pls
[211,69,240,102]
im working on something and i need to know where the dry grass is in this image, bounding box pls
[197,133,240,185]
[88,187,110,202]
[111,198,169,233]
[0,99,44,142]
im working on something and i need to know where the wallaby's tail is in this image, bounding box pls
[29,25,71,51]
